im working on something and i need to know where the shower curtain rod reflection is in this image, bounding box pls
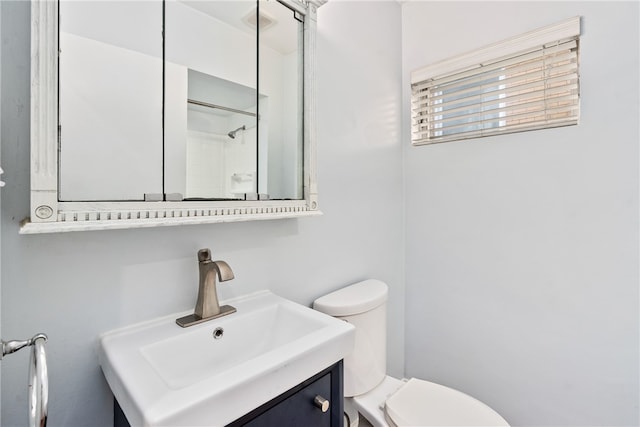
[187,99,259,119]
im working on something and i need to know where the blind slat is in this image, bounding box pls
[418,83,579,120]
[413,118,578,145]
[412,73,578,115]
[411,39,577,91]
[413,82,578,126]
[420,101,579,135]
[424,60,577,105]
[426,50,577,95]
[423,93,579,128]
[415,113,579,141]
[420,72,577,111]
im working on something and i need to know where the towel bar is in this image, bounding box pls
[2,333,48,427]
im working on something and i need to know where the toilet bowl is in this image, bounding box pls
[313,279,509,427]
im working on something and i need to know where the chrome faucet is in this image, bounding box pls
[176,249,237,327]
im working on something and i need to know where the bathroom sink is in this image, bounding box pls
[98,290,355,426]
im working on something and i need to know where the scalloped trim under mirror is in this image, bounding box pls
[21,0,325,234]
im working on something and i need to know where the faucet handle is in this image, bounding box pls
[198,248,212,262]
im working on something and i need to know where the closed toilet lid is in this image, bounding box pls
[384,378,509,427]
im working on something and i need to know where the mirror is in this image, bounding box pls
[58,0,302,202]
[58,1,164,201]
[23,0,323,233]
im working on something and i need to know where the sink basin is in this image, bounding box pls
[141,301,332,390]
[98,290,354,426]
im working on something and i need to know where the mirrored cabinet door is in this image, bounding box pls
[164,0,258,201]
[258,0,304,200]
[58,1,164,201]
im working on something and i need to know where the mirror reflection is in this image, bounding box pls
[58,1,164,201]
[181,71,260,200]
[258,0,304,200]
[58,0,304,203]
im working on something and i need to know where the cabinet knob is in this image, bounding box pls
[313,395,330,413]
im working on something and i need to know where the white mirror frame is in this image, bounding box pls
[21,0,325,234]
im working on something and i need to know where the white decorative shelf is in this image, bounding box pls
[20,209,322,234]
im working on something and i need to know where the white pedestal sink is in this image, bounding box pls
[98,290,355,426]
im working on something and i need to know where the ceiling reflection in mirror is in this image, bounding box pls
[58,0,304,202]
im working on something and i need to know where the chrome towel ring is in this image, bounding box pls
[2,333,49,427]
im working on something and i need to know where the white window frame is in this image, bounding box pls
[411,16,581,146]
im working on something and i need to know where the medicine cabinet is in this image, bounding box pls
[22,0,325,233]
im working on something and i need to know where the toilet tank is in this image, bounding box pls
[313,279,388,397]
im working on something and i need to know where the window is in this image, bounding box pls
[411,17,580,145]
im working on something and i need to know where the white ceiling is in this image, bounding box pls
[179,0,300,55]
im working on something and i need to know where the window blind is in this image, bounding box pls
[411,36,580,145]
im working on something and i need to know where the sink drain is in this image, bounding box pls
[212,327,224,340]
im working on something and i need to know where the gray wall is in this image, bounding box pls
[402,2,639,426]
[3,1,638,426]
[0,2,403,426]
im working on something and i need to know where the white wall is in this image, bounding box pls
[402,2,638,426]
[0,2,403,426]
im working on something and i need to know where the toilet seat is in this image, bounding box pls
[352,376,509,427]
[384,378,509,427]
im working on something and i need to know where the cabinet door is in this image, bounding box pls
[228,361,344,427]
[58,1,163,201]
[244,374,331,427]
[163,1,258,200]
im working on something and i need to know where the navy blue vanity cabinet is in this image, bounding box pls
[114,361,343,427]
[228,361,344,427]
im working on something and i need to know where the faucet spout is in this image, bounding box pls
[176,249,237,328]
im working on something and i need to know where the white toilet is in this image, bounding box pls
[313,279,509,427]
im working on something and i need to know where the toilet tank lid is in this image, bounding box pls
[313,279,388,316]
